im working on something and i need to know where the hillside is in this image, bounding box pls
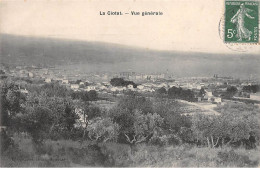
[0,34,259,78]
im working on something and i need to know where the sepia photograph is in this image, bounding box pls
[0,0,260,168]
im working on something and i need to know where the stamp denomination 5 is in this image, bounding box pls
[224,0,259,43]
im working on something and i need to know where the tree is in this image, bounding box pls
[25,95,78,139]
[192,103,260,148]
[164,112,192,132]
[0,81,24,128]
[88,90,98,101]
[243,85,260,93]
[120,110,164,145]
[44,97,78,138]
[153,99,192,132]
[71,90,98,101]
[39,82,71,98]
[87,117,119,143]
[217,103,260,147]
[156,87,167,95]
[0,70,5,74]
[0,81,26,151]
[19,106,53,144]
[199,88,206,97]
[110,78,137,88]
[117,95,153,114]
[73,102,103,139]
[191,114,222,148]
[109,107,134,143]
[85,104,101,119]
[75,79,82,84]
[63,104,78,132]
[168,86,195,102]
[225,86,238,98]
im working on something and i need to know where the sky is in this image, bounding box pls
[0,0,260,54]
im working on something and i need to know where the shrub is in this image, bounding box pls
[217,149,258,167]
[148,134,182,146]
[0,129,15,154]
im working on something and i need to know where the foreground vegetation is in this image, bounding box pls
[1,79,260,167]
[1,135,259,167]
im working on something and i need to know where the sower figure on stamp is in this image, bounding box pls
[231,3,255,41]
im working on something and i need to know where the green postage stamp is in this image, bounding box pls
[225,0,259,43]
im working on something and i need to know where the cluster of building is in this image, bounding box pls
[1,64,260,104]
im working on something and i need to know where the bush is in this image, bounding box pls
[0,129,15,154]
[217,149,258,167]
[148,134,182,146]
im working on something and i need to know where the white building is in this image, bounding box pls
[117,87,126,91]
[196,85,202,90]
[28,72,34,78]
[20,89,29,94]
[45,78,52,83]
[99,86,108,90]
[62,79,69,84]
[110,87,118,92]
[71,84,79,90]
[85,86,96,91]
[127,84,134,89]
[157,83,167,88]
[204,91,213,101]
[250,94,260,101]
[137,85,144,90]
[213,97,222,103]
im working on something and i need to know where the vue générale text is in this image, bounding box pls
[99,11,163,16]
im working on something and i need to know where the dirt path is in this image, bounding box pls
[177,100,221,115]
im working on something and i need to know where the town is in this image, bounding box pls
[1,63,259,102]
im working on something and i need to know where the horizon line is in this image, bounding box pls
[1,33,260,56]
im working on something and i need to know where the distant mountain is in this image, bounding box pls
[0,34,259,78]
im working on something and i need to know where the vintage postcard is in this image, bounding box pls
[0,0,260,168]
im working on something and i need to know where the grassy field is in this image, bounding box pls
[1,135,259,167]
